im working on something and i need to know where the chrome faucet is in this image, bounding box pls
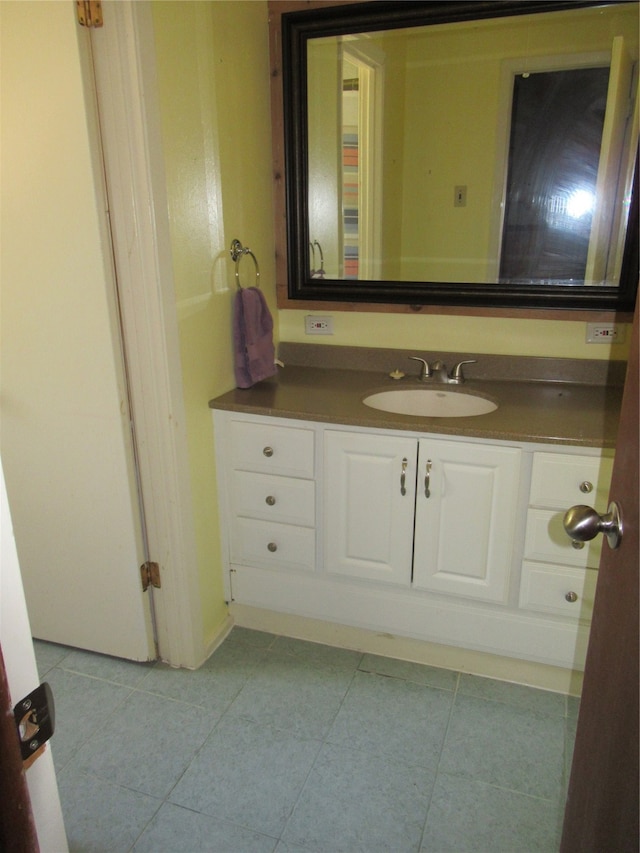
[430,360,449,383]
[408,356,431,381]
[408,357,477,384]
[448,360,477,384]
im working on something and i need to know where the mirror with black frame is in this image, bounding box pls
[281,0,639,311]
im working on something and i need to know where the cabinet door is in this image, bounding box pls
[413,439,521,603]
[324,430,416,585]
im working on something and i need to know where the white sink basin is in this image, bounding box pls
[363,387,498,418]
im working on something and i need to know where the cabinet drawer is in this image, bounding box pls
[529,452,613,509]
[524,507,603,569]
[520,561,597,620]
[230,517,315,572]
[230,420,314,478]
[231,471,315,526]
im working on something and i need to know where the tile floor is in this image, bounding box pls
[34,628,579,852]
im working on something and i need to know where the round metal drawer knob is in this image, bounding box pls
[265,495,276,506]
[579,481,593,494]
[565,591,578,603]
[267,542,278,552]
[263,446,274,457]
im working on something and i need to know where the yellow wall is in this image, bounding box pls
[152,1,277,646]
[380,32,407,280]
[279,310,631,360]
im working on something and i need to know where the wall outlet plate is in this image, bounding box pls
[305,315,334,335]
[586,323,625,344]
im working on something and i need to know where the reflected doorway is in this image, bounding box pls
[500,66,610,284]
[339,47,384,281]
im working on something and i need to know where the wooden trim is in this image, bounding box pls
[276,297,634,323]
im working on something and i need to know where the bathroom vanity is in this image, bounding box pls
[210,347,621,671]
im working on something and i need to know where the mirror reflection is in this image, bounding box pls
[306,3,638,288]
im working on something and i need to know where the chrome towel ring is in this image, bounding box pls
[313,240,325,278]
[230,238,260,290]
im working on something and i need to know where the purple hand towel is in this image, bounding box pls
[233,287,277,389]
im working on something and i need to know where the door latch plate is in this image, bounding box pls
[13,682,55,763]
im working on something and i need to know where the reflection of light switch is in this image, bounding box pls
[454,185,467,207]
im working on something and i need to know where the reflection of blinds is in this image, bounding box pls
[343,80,359,279]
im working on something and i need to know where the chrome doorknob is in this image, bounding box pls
[563,501,623,550]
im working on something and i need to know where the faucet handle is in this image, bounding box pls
[408,356,431,380]
[449,360,477,383]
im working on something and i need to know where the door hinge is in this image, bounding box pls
[140,561,161,592]
[228,567,236,603]
[76,0,103,28]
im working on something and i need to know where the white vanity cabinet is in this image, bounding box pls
[323,430,521,604]
[213,410,613,670]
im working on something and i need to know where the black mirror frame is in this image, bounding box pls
[282,0,639,312]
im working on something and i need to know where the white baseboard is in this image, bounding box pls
[230,603,584,696]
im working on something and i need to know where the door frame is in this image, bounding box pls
[340,43,384,281]
[87,1,206,669]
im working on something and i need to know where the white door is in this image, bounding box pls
[412,439,521,603]
[324,430,416,585]
[1,462,68,851]
[0,1,155,661]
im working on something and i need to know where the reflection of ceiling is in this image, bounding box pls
[334,5,639,69]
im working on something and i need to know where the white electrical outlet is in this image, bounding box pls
[305,315,334,335]
[586,323,625,344]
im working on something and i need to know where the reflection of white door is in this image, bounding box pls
[586,36,638,284]
[1,2,155,660]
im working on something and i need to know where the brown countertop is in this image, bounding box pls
[209,364,622,448]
